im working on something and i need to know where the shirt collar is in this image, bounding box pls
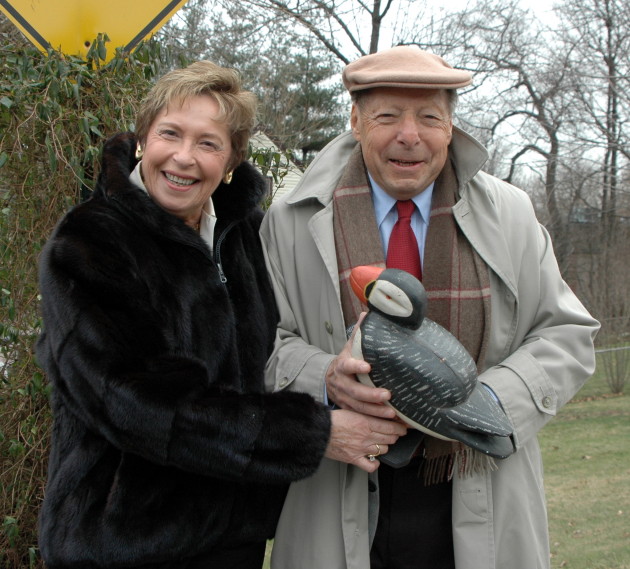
[369,173,434,226]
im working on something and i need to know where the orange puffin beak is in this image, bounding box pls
[350,265,385,303]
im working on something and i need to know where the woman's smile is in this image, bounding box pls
[164,171,199,187]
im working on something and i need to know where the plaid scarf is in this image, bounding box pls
[333,143,494,483]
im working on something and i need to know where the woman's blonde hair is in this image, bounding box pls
[135,61,257,169]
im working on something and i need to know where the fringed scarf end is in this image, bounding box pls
[420,444,498,485]
[456,447,498,479]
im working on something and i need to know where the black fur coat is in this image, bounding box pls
[36,133,331,568]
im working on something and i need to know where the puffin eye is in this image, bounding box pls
[364,281,376,299]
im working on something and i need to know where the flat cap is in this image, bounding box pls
[343,45,472,92]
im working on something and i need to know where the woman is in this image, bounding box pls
[35,61,332,569]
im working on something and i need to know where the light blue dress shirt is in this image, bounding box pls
[369,174,434,262]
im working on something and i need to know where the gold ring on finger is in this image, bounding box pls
[367,443,381,462]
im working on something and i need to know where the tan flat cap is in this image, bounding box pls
[343,45,472,92]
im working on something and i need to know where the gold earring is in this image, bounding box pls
[223,171,233,184]
[135,144,143,160]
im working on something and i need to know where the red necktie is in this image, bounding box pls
[386,200,422,280]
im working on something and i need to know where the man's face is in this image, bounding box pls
[351,87,453,200]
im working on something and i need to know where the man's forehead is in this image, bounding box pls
[356,87,450,109]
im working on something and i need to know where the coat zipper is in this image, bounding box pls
[214,220,238,283]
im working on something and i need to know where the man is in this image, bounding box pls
[260,46,599,569]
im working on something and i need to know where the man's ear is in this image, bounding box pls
[350,104,361,142]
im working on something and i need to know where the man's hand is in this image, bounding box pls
[325,409,408,473]
[325,314,396,420]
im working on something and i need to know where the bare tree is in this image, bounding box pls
[555,0,630,336]
[557,0,630,245]
[219,0,424,62]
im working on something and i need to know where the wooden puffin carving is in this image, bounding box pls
[350,265,515,459]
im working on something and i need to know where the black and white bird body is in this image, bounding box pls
[350,266,515,459]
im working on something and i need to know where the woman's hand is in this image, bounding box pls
[325,409,408,473]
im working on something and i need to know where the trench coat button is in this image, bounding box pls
[541,395,553,408]
[325,321,333,335]
[279,377,289,388]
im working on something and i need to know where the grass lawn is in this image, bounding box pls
[541,367,629,569]
[264,363,629,569]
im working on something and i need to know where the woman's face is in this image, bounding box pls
[141,94,233,226]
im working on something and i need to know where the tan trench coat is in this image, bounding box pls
[260,129,599,569]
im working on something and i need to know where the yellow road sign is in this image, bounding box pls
[0,0,188,60]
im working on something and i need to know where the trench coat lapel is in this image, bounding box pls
[308,201,342,303]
